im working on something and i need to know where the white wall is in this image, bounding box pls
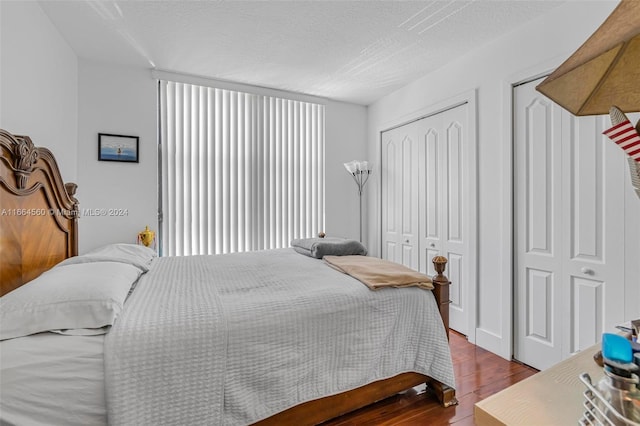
[325,100,368,242]
[77,62,367,253]
[0,1,78,181]
[367,0,636,358]
[77,60,157,253]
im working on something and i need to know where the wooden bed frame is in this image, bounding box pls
[0,128,456,425]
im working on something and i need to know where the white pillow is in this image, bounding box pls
[57,243,157,272]
[0,262,141,340]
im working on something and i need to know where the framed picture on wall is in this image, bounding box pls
[98,133,139,163]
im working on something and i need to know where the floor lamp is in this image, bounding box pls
[344,160,371,242]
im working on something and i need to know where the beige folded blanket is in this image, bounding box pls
[324,255,433,290]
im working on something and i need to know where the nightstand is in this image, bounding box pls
[475,344,603,425]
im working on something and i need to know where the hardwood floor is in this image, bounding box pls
[322,331,538,426]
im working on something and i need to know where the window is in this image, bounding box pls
[159,81,325,256]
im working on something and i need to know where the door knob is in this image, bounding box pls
[404,239,410,243]
[429,243,435,248]
[581,267,594,275]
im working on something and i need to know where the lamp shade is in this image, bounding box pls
[344,161,358,173]
[343,160,371,173]
[535,0,640,116]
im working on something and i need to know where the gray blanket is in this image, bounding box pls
[105,249,454,425]
[291,237,367,258]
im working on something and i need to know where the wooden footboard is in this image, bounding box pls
[255,372,427,426]
[255,372,457,426]
[426,377,458,408]
[431,255,452,340]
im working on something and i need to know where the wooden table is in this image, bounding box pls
[475,344,603,425]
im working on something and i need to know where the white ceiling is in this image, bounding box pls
[39,0,566,105]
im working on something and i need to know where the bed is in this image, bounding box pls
[0,129,456,425]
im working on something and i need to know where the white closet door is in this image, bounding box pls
[514,78,626,370]
[513,82,564,369]
[417,104,469,335]
[381,121,419,269]
[417,114,442,275]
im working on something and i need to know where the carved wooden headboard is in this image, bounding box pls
[0,129,79,296]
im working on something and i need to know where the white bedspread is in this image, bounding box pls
[0,333,106,426]
[105,249,455,425]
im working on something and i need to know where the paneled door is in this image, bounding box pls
[381,103,471,336]
[416,106,468,335]
[514,77,627,370]
[381,120,420,271]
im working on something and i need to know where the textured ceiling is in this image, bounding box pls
[38,0,566,105]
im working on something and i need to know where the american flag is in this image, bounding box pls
[603,119,640,162]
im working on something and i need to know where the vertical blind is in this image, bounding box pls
[159,81,325,256]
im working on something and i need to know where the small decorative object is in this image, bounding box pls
[603,107,640,198]
[137,226,156,248]
[318,231,326,238]
[343,160,372,242]
[98,133,139,163]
